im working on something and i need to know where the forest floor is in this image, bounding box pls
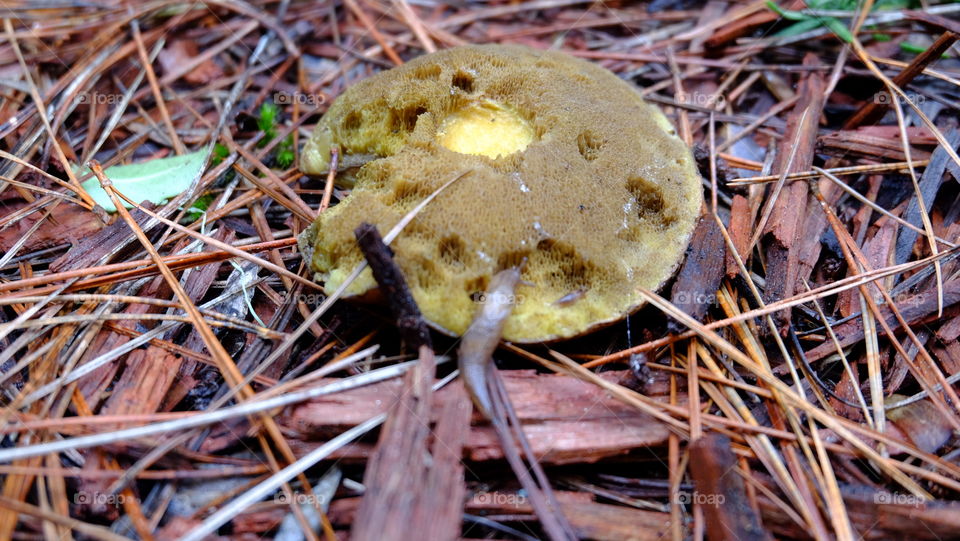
[2,1,960,539]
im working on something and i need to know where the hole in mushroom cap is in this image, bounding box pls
[497,249,531,270]
[413,63,442,79]
[388,104,428,133]
[390,177,433,208]
[438,234,469,268]
[516,239,603,306]
[341,111,362,132]
[436,99,534,159]
[451,70,475,93]
[465,276,490,301]
[409,254,443,289]
[576,130,603,161]
[625,175,677,230]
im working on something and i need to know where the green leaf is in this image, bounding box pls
[766,1,810,21]
[823,16,854,43]
[899,42,950,58]
[775,18,823,38]
[77,150,207,213]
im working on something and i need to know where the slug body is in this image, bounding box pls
[457,268,522,419]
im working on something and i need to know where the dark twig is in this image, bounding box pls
[354,222,431,351]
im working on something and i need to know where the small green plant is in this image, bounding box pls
[184,192,215,222]
[275,135,295,169]
[257,102,295,168]
[210,142,230,166]
[257,102,281,143]
[766,0,914,43]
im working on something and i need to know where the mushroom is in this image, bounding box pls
[299,44,702,343]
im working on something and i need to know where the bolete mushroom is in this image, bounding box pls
[299,44,702,342]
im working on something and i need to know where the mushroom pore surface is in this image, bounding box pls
[299,44,702,342]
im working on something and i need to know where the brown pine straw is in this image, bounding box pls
[3,3,960,538]
[90,161,328,541]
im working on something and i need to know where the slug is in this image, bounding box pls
[457,268,522,419]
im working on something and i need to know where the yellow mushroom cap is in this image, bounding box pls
[299,44,702,343]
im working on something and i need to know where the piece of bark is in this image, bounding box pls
[272,370,674,465]
[76,275,171,407]
[49,204,155,273]
[757,480,960,540]
[895,129,960,266]
[330,492,679,541]
[850,175,884,249]
[411,382,472,540]
[818,129,935,162]
[352,222,462,541]
[792,172,843,304]
[165,228,238,410]
[76,347,181,520]
[936,314,960,342]
[829,364,865,422]
[99,347,181,418]
[690,433,771,541]
[669,215,725,332]
[932,340,960,377]
[806,278,960,362]
[762,53,825,326]
[0,202,101,254]
[725,194,751,278]
[837,216,897,317]
[350,363,445,541]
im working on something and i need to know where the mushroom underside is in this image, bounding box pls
[300,44,703,342]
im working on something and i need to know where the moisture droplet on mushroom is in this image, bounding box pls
[298,44,703,343]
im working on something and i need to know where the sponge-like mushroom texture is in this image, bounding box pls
[299,44,702,342]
